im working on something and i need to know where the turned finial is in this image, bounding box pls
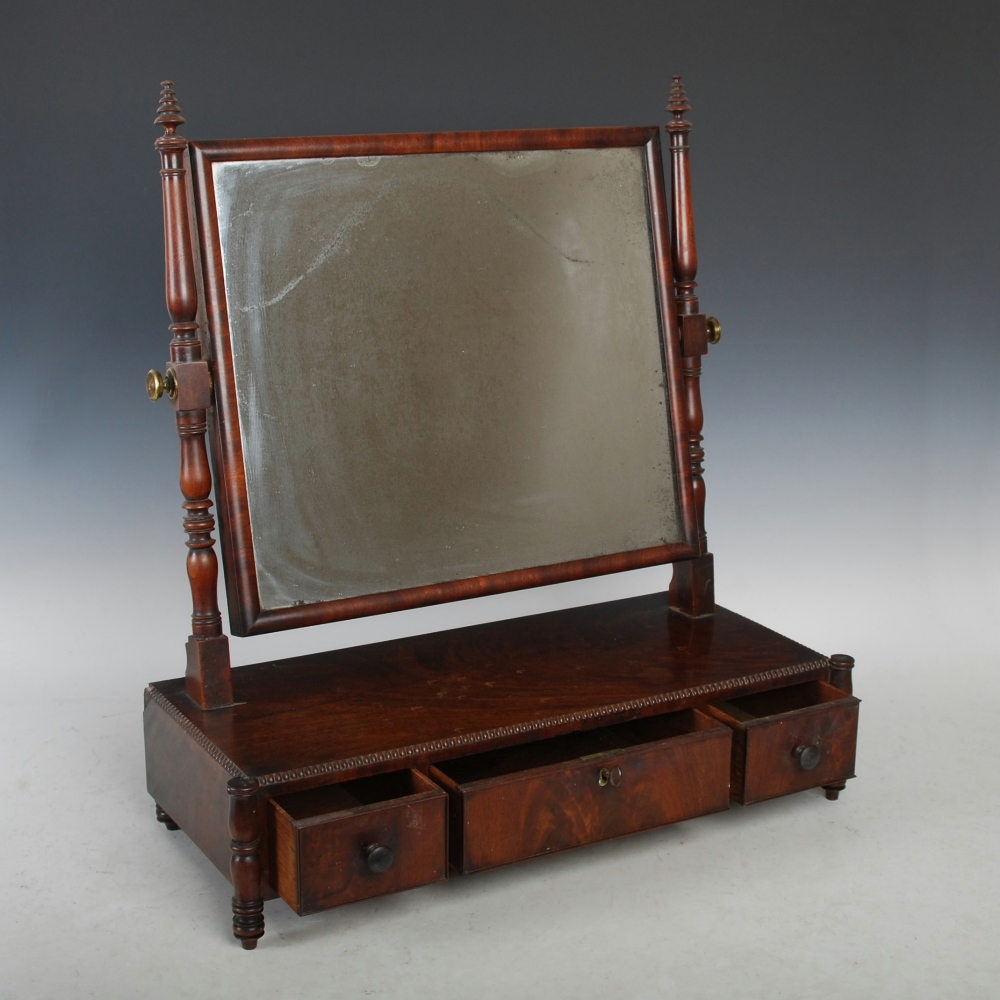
[666,75,692,132]
[155,80,186,146]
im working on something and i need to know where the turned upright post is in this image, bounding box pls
[152,81,233,709]
[666,75,718,617]
[228,776,264,948]
[823,653,856,799]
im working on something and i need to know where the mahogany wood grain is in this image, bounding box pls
[823,658,857,800]
[705,680,859,805]
[185,125,699,637]
[669,552,716,619]
[269,770,447,914]
[147,597,827,790]
[430,709,730,873]
[828,653,855,695]
[228,776,265,949]
[664,76,714,614]
[142,80,860,947]
[144,688,244,880]
[154,81,232,708]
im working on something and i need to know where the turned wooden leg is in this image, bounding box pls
[155,803,180,830]
[828,653,855,695]
[228,776,264,949]
[824,653,855,801]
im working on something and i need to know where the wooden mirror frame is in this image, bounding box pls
[151,78,716,709]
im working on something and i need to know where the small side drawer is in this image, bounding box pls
[706,680,860,805]
[268,769,447,915]
[429,710,731,874]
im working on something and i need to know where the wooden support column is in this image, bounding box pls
[153,81,233,709]
[823,653,855,800]
[228,776,265,949]
[665,75,716,618]
[827,653,855,695]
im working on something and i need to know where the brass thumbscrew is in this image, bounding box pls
[147,368,177,401]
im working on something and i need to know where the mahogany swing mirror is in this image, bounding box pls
[144,78,859,949]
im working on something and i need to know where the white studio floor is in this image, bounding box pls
[2,535,998,1000]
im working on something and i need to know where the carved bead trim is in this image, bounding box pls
[145,686,245,777]
[149,660,828,787]
[257,658,830,787]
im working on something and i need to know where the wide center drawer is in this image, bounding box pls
[268,769,448,915]
[429,709,731,874]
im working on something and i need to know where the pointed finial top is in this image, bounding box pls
[155,80,187,150]
[666,75,692,133]
[155,80,185,129]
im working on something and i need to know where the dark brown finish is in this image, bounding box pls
[154,82,233,709]
[142,599,832,939]
[269,770,447,915]
[148,599,828,787]
[669,552,716,619]
[228,776,264,949]
[187,125,699,637]
[664,76,717,618]
[144,687,248,881]
[155,804,179,831]
[365,843,395,874]
[430,710,730,873]
[706,680,860,805]
[143,79,859,947]
[164,360,213,412]
[828,653,855,694]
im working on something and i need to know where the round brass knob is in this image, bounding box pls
[146,368,177,401]
[598,765,622,787]
[795,744,821,771]
[706,316,722,345]
[364,842,394,873]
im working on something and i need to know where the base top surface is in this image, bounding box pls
[147,596,826,787]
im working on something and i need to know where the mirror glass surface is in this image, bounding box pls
[213,145,681,610]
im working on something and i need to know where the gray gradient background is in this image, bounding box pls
[2,2,998,998]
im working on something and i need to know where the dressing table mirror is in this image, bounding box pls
[143,77,858,948]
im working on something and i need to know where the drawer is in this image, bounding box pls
[429,710,731,874]
[706,680,859,805]
[268,769,447,915]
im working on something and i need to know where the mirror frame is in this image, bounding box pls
[187,126,699,636]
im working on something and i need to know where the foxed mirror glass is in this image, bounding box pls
[190,129,696,634]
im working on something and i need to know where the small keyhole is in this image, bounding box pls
[598,765,622,787]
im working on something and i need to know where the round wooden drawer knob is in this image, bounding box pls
[598,765,623,787]
[364,843,394,873]
[795,744,822,771]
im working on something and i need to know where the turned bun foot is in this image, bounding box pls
[823,782,846,801]
[155,804,180,830]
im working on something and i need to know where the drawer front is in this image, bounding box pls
[432,714,731,874]
[709,682,859,805]
[269,770,447,915]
